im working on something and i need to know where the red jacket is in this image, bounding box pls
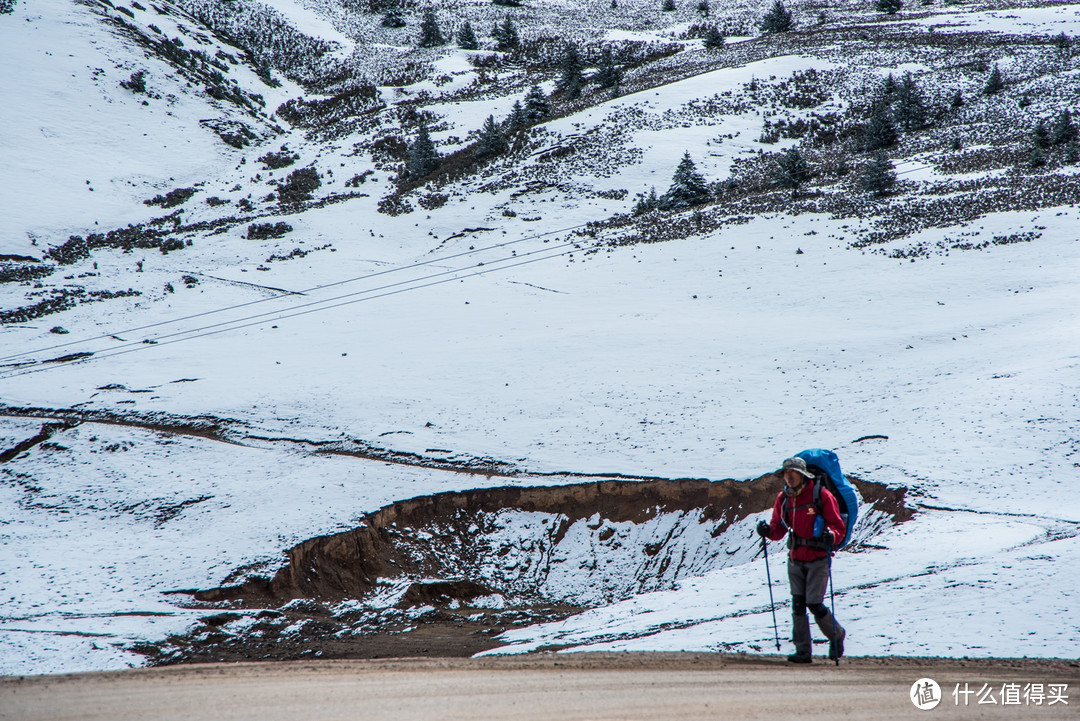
[763,479,846,561]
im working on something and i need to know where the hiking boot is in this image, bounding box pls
[787,653,812,664]
[792,613,812,659]
[828,629,846,660]
[814,610,846,660]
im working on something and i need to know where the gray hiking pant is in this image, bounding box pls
[788,557,844,655]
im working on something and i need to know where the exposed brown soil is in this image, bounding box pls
[199,473,910,604]
[201,475,781,602]
[135,472,913,667]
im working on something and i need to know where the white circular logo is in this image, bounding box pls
[910,678,942,710]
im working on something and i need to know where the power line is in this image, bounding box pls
[2,162,942,373]
[3,235,588,374]
[0,242,597,382]
[0,221,596,364]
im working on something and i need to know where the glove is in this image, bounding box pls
[756,520,771,538]
[822,529,834,546]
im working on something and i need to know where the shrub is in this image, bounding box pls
[120,70,147,94]
[346,170,374,187]
[159,238,185,254]
[258,149,299,169]
[419,192,449,210]
[145,187,197,208]
[0,261,54,284]
[377,195,414,216]
[277,168,321,204]
[246,222,293,240]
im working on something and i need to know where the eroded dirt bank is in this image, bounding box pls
[140,474,912,666]
[3,654,1077,721]
[200,474,911,604]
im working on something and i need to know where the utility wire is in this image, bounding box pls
[1,236,589,375]
[2,162,940,368]
[0,221,596,364]
[0,242,596,382]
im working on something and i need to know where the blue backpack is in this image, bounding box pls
[793,448,860,549]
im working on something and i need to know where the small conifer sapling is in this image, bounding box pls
[759,0,793,34]
[418,8,445,47]
[983,64,1004,95]
[457,21,479,50]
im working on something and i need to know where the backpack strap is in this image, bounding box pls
[782,481,829,548]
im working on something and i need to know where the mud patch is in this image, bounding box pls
[144,474,911,665]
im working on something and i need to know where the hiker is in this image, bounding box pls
[757,456,846,663]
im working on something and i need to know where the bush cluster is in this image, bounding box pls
[246,222,294,240]
[145,187,197,208]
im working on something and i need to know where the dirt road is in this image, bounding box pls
[2,653,1076,721]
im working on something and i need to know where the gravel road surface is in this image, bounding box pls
[2,653,1077,720]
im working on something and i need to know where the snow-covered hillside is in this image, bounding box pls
[1,0,1078,674]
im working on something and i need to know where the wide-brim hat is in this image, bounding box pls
[781,456,814,479]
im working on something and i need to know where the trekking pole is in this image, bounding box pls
[761,535,782,652]
[827,540,839,666]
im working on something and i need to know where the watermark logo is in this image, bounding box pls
[911,678,942,710]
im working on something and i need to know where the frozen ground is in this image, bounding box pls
[1,0,1078,674]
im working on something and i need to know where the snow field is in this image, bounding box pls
[2,0,1079,674]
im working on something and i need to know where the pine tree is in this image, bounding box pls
[1033,119,1051,149]
[508,100,527,130]
[523,85,551,122]
[1053,32,1070,51]
[697,0,710,16]
[493,17,519,51]
[863,102,897,151]
[593,46,622,88]
[875,0,902,14]
[771,147,811,198]
[662,0,675,11]
[418,8,445,47]
[1051,110,1078,146]
[703,25,725,48]
[557,42,584,100]
[759,0,793,34]
[881,72,897,95]
[661,152,710,209]
[457,21,478,50]
[634,186,660,214]
[983,64,1004,95]
[860,151,896,197]
[892,72,926,132]
[611,0,617,8]
[475,115,508,156]
[1028,145,1046,168]
[950,89,963,108]
[405,125,440,179]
